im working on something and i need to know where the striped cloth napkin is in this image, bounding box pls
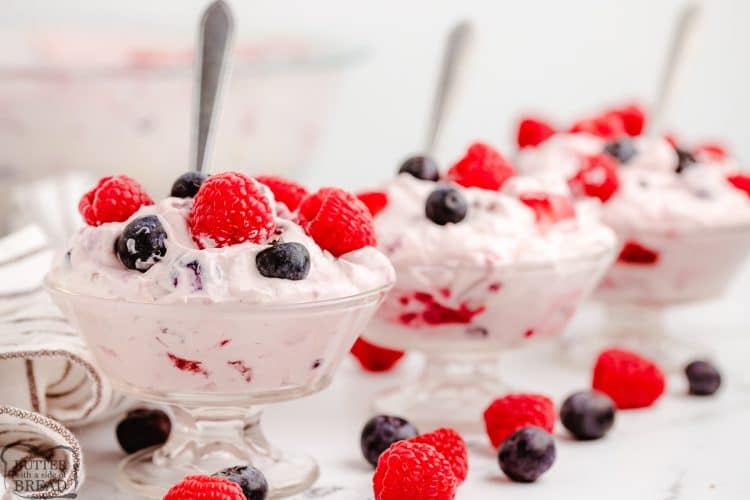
[0,225,128,498]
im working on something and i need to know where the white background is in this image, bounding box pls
[4,0,749,190]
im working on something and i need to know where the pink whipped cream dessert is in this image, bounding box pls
[48,172,394,397]
[359,143,616,350]
[515,105,750,303]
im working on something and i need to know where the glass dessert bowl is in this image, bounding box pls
[46,169,394,497]
[364,249,613,431]
[47,276,390,498]
[514,103,750,368]
[358,143,617,431]
[583,222,750,367]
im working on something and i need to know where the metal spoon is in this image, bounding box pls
[424,20,475,156]
[191,0,235,174]
[649,3,702,134]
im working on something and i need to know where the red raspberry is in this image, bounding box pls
[163,475,245,500]
[373,440,458,500]
[727,173,750,198]
[351,337,404,372]
[569,113,625,140]
[298,187,334,224]
[255,175,308,211]
[188,172,276,248]
[517,117,556,149]
[298,187,376,257]
[447,142,516,191]
[483,394,555,448]
[519,192,576,227]
[618,240,660,265]
[593,348,665,409]
[568,154,620,202]
[694,143,728,161]
[357,191,389,217]
[609,104,646,136]
[78,175,153,226]
[410,428,468,483]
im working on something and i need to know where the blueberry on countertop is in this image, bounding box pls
[685,360,722,396]
[116,408,171,454]
[425,186,468,226]
[115,215,167,272]
[399,156,440,182]
[214,465,268,500]
[256,242,310,280]
[560,390,616,440]
[170,171,208,198]
[360,415,419,467]
[498,426,556,483]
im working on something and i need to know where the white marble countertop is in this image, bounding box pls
[74,295,750,500]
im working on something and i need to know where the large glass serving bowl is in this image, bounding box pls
[45,276,390,499]
[571,222,750,368]
[362,247,614,431]
[0,33,366,195]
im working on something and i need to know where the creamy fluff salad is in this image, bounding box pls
[360,143,616,348]
[51,172,394,304]
[514,104,750,233]
[48,172,394,394]
[376,172,615,268]
[513,104,750,303]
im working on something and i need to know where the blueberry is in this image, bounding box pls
[675,148,697,173]
[498,426,556,483]
[170,171,207,198]
[256,242,310,280]
[560,390,616,440]
[425,186,468,226]
[214,465,268,500]
[603,138,637,164]
[116,408,171,454]
[685,360,722,396]
[398,155,440,181]
[115,215,167,273]
[360,415,419,467]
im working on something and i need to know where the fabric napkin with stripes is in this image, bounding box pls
[0,225,126,426]
[0,225,127,497]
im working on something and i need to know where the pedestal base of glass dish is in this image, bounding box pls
[562,303,711,372]
[118,406,318,499]
[372,351,508,433]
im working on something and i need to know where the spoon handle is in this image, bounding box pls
[192,0,235,173]
[650,3,701,134]
[424,20,474,155]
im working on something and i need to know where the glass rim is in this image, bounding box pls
[606,219,750,238]
[390,244,616,273]
[0,41,369,80]
[43,273,393,312]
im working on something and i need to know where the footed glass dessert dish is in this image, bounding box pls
[364,248,614,431]
[571,223,750,369]
[513,102,750,370]
[46,278,390,498]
